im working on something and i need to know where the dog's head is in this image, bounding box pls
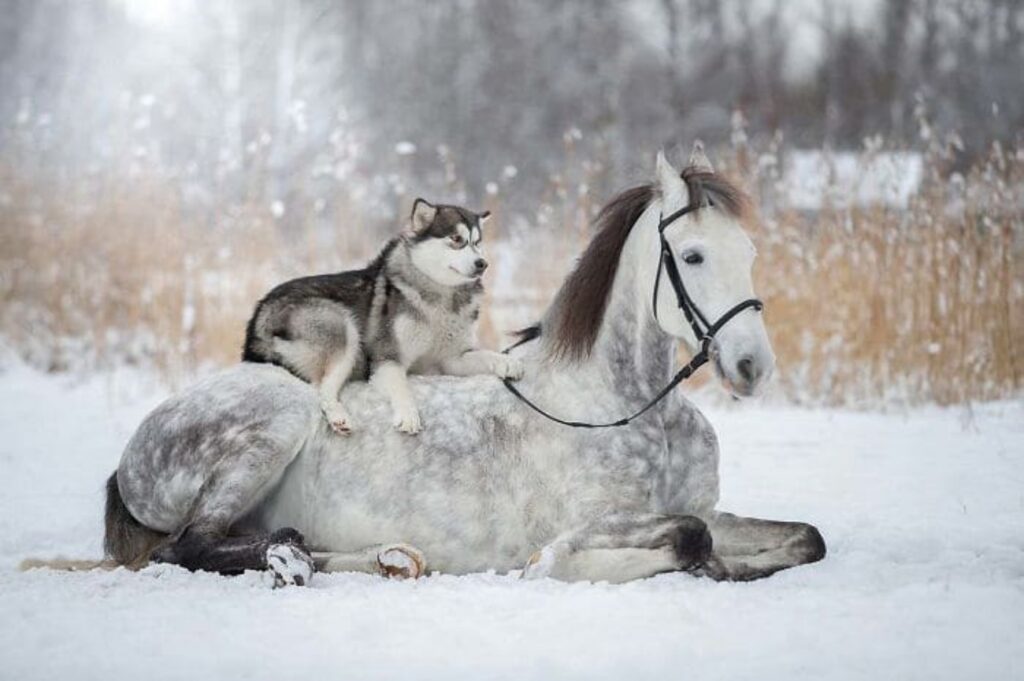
[403,198,491,287]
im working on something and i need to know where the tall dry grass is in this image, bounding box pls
[748,169,1021,406]
[0,134,1020,406]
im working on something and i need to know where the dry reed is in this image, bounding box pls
[0,137,1020,406]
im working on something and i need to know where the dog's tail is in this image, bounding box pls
[242,303,272,363]
[21,472,165,573]
[103,471,165,567]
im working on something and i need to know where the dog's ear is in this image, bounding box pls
[479,210,492,225]
[408,198,437,236]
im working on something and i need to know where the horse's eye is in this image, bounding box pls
[683,251,704,265]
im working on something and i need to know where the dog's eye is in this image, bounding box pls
[449,235,467,248]
[682,251,704,265]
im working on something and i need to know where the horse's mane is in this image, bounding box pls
[536,166,748,362]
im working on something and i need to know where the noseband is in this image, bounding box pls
[501,201,764,429]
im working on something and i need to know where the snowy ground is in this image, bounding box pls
[0,362,1021,681]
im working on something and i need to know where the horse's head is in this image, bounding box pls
[650,145,774,398]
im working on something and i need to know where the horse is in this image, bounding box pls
[105,145,825,586]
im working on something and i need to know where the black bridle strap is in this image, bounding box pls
[499,201,763,429]
[501,349,708,429]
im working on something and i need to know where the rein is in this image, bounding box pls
[501,202,763,429]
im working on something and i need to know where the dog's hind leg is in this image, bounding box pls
[318,316,361,435]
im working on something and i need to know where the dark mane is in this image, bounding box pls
[544,166,748,361]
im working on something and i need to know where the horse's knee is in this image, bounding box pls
[793,523,826,563]
[669,516,713,569]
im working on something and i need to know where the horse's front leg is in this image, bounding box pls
[311,543,427,579]
[698,511,826,581]
[521,513,713,583]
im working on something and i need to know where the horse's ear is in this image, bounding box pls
[656,150,687,207]
[408,198,437,236]
[688,140,714,173]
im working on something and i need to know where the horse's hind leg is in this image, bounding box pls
[312,543,427,579]
[154,527,314,586]
[521,513,713,583]
[699,511,826,581]
[151,422,315,586]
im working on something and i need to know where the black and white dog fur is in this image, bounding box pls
[243,198,522,435]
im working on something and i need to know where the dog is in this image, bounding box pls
[242,198,522,435]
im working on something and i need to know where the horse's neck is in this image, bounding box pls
[537,207,675,409]
[591,212,675,400]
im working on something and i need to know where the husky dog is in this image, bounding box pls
[243,198,522,435]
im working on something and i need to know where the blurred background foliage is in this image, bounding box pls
[0,0,1021,406]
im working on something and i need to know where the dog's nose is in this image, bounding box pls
[474,258,488,273]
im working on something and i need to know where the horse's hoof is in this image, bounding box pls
[520,546,556,580]
[267,543,314,588]
[376,544,425,579]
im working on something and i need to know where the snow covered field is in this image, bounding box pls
[0,362,1021,681]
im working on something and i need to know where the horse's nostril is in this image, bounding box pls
[475,259,488,272]
[737,357,755,383]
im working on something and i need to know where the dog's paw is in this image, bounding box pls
[321,401,354,435]
[376,544,426,579]
[393,406,422,435]
[266,543,314,588]
[492,355,524,380]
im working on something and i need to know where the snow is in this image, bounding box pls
[1,362,1022,680]
[395,141,417,156]
[784,150,924,210]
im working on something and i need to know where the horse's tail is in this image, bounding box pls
[103,471,164,567]
[19,473,164,572]
[19,557,118,571]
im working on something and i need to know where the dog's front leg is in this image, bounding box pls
[371,361,421,434]
[442,350,523,380]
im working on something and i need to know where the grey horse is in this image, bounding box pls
[105,147,825,585]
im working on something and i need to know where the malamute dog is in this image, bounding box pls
[242,198,522,435]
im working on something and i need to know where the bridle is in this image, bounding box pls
[500,199,764,429]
